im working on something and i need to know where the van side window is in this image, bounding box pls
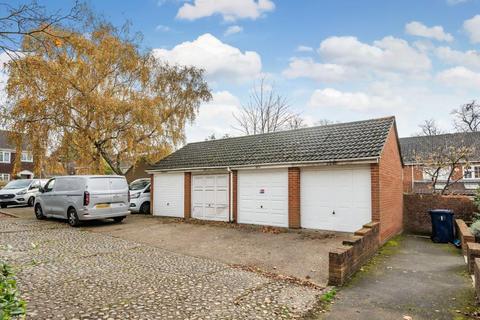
[110,178,128,190]
[44,179,55,192]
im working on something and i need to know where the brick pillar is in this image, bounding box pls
[150,174,154,215]
[184,172,192,219]
[232,170,238,222]
[288,167,300,229]
[370,163,380,222]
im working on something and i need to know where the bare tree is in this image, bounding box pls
[418,119,444,136]
[0,1,83,59]
[315,119,337,126]
[233,78,302,135]
[452,100,480,132]
[415,140,473,194]
[286,114,307,130]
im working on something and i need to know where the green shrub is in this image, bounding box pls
[0,263,26,319]
[475,187,480,211]
[471,220,480,240]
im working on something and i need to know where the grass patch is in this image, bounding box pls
[301,287,338,319]
[320,288,337,303]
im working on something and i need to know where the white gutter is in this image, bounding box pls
[227,167,233,223]
[145,156,380,174]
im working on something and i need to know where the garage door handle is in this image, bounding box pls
[166,202,170,206]
[260,205,263,209]
[332,210,335,215]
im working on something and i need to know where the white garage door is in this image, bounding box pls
[192,174,229,221]
[238,169,288,227]
[153,173,184,217]
[301,166,371,232]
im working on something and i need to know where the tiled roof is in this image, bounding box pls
[149,117,396,171]
[399,131,480,163]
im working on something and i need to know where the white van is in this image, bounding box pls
[129,178,151,214]
[34,175,130,227]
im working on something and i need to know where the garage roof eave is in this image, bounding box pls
[145,156,380,173]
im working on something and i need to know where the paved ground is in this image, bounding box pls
[320,235,478,320]
[3,206,350,286]
[0,209,334,319]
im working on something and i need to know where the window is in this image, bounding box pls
[88,178,110,191]
[423,167,451,181]
[0,151,11,163]
[21,152,33,162]
[43,179,55,192]
[464,165,480,179]
[0,173,10,181]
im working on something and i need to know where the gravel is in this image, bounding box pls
[0,217,322,319]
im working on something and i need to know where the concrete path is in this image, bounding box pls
[321,235,477,320]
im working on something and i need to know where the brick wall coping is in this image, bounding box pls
[456,219,475,256]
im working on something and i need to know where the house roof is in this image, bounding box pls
[399,131,480,163]
[0,130,30,151]
[149,116,396,171]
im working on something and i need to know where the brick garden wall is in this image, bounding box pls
[404,194,477,235]
[456,219,475,256]
[328,222,380,286]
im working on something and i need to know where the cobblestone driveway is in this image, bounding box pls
[0,216,322,319]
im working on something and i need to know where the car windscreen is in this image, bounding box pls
[3,179,32,189]
[129,180,149,191]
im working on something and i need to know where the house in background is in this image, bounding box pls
[400,131,480,195]
[147,117,404,243]
[125,159,151,183]
[0,130,35,181]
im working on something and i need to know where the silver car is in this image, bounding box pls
[34,175,130,227]
[129,178,151,214]
[0,179,46,208]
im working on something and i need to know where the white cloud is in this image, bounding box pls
[224,25,243,36]
[436,46,480,70]
[296,45,314,52]
[405,21,453,42]
[186,91,241,142]
[464,15,480,43]
[447,0,469,5]
[176,0,275,22]
[307,88,403,112]
[282,57,350,82]
[437,66,480,89]
[318,36,432,75]
[152,33,262,83]
[155,25,171,32]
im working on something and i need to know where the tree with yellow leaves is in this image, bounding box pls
[3,23,211,176]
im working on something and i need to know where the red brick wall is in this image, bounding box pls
[456,219,475,256]
[0,152,34,178]
[404,194,476,234]
[232,170,238,222]
[403,166,413,193]
[329,222,380,286]
[288,167,300,228]
[377,126,404,242]
[184,172,192,219]
[371,164,380,222]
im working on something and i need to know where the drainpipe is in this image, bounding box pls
[227,167,233,222]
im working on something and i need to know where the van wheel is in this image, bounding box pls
[113,217,125,223]
[139,202,150,214]
[28,196,35,207]
[35,204,45,220]
[67,208,80,227]
[0,204,7,209]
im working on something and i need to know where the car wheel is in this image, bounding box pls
[113,216,125,223]
[0,204,7,209]
[67,208,80,227]
[28,196,35,207]
[139,202,150,214]
[34,204,45,220]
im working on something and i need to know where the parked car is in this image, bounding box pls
[34,175,130,227]
[129,178,151,214]
[0,179,46,208]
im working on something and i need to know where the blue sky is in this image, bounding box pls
[8,0,480,141]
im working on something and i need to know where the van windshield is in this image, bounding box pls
[129,180,149,191]
[3,179,32,189]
